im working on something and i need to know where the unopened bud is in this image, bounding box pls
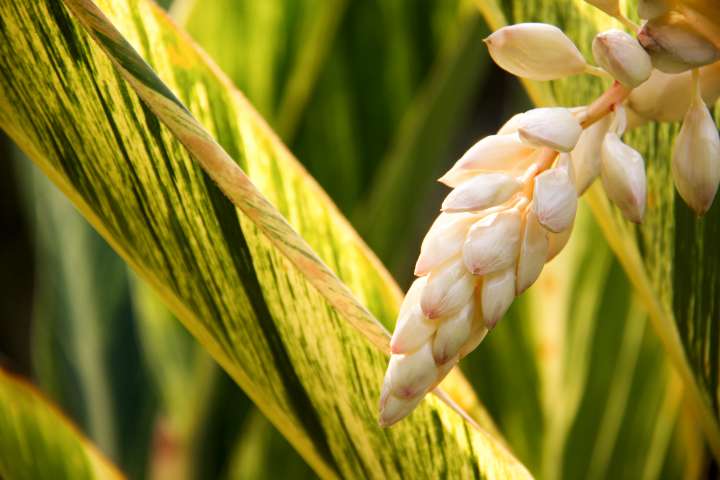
[420,259,475,319]
[517,108,583,152]
[628,66,720,122]
[463,211,522,276]
[485,23,587,81]
[432,303,474,364]
[555,153,576,184]
[481,267,516,329]
[601,132,647,223]
[415,213,477,276]
[584,0,620,16]
[386,343,437,399]
[547,224,573,262]
[378,386,423,427]
[442,173,521,213]
[571,115,612,193]
[516,208,549,294]
[671,89,720,215]
[593,30,652,87]
[390,278,435,354]
[533,166,578,233]
[439,134,535,186]
[458,321,488,358]
[638,15,720,73]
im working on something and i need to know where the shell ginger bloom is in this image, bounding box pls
[379,113,582,427]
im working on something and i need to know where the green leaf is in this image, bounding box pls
[355,11,492,275]
[0,0,529,477]
[0,369,123,480]
[15,155,156,478]
[222,410,317,480]
[474,0,720,461]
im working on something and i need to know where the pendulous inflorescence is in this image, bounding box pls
[379,0,720,427]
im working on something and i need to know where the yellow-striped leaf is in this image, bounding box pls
[0,0,529,477]
[0,369,122,480]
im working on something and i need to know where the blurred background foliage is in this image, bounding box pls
[0,0,713,478]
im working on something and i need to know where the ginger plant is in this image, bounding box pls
[380,0,720,426]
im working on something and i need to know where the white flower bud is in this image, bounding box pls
[420,259,476,319]
[390,277,436,354]
[638,16,720,73]
[485,23,587,80]
[458,322,488,359]
[533,166,578,233]
[592,30,652,88]
[601,132,647,223]
[516,108,583,152]
[547,224,573,261]
[415,213,477,276]
[498,112,525,135]
[432,303,474,364]
[463,211,522,276]
[638,0,670,19]
[441,173,521,213]
[516,209,549,294]
[378,386,424,427]
[438,134,535,187]
[481,268,516,329]
[390,303,435,354]
[571,115,612,193]
[671,90,720,215]
[628,66,720,122]
[431,356,459,390]
[386,342,437,399]
[555,152,576,185]
[584,0,620,16]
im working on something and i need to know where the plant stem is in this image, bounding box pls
[580,81,631,129]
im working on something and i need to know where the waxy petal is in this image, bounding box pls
[463,211,521,276]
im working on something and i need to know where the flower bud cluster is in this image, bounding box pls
[379,110,581,426]
[380,4,720,426]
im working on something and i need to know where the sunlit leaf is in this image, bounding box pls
[0,0,529,477]
[0,369,123,480]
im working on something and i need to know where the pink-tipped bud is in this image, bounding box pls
[438,134,535,187]
[571,114,612,193]
[533,166,578,233]
[432,303,474,364]
[628,66,720,123]
[638,16,720,74]
[415,213,477,276]
[458,321,488,359]
[516,208,549,294]
[481,268,516,329]
[390,278,436,354]
[592,30,652,88]
[378,387,424,428]
[485,23,587,80]
[671,89,720,215]
[601,132,647,223]
[442,173,521,213]
[463,211,522,276]
[420,259,475,319]
[547,223,573,262]
[517,108,583,152]
[386,343,437,400]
